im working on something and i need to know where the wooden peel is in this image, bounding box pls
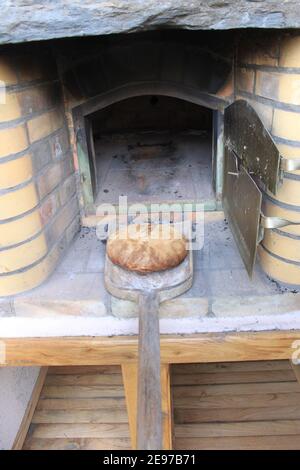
[105,243,193,449]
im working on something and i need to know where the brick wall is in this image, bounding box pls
[58,33,234,213]
[0,48,79,296]
[236,32,300,285]
[2,33,299,294]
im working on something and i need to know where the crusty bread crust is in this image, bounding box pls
[106,224,187,273]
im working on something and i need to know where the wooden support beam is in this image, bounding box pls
[121,363,138,450]
[122,363,173,450]
[161,364,173,450]
[290,361,300,386]
[2,331,300,367]
[12,367,48,450]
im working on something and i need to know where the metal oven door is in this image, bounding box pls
[223,100,281,277]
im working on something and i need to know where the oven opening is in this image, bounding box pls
[86,95,213,208]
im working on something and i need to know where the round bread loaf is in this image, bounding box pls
[106,224,187,273]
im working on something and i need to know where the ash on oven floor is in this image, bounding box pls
[94,131,214,205]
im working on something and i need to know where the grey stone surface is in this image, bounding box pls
[0,1,299,45]
[212,293,300,318]
[5,212,299,323]
[0,367,40,449]
[111,296,208,319]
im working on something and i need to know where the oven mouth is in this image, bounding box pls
[74,92,225,217]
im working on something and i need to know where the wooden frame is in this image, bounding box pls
[5,330,300,450]
[212,109,225,200]
[2,330,300,367]
[12,367,48,450]
[122,363,173,450]
[291,361,300,385]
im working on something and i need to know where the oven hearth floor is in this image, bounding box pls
[94,131,214,206]
[1,212,300,338]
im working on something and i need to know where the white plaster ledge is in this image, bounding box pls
[1,311,300,338]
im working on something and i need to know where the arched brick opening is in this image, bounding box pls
[72,81,227,215]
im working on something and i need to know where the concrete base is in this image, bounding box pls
[0,367,40,449]
[1,212,299,338]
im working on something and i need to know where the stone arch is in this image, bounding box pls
[72,82,226,214]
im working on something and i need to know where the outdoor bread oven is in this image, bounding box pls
[1,28,300,296]
[2,2,300,452]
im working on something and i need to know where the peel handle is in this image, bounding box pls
[136,290,162,450]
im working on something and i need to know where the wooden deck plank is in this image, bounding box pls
[41,385,125,399]
[176,435,300,450]
[172,360,291,374]
[45,374,124,386]
[173,392,300,409]
[32,409,128,424]
[175,420,300,438]
[30,423,130,439]
[48,366,122,375]
[173,381,300,397]
[22,360,300,450]
[172,370,295,385]
[37,398,127,411]
[23,437,131,450]
[175,406,300,423]
[173,361,300,449]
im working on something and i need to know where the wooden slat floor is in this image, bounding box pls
[23,361,300,450]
